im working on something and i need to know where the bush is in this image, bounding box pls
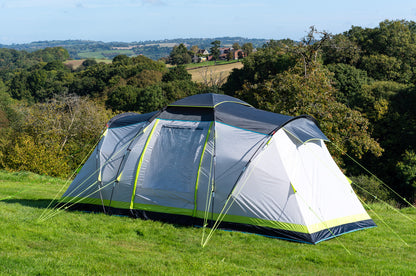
[350,175,393,204]
[0,95,111,177]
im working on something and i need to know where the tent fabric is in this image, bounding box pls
[168,93,252,108]
[61,93,375,244]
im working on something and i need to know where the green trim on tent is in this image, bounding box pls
[192,121,213,217]
[60,196,371,235]
[130,119,160,209]
[214,101,253,108]
[290,183,297,193]
[116,172,123,182]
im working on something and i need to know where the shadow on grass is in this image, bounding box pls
[1,198,55,209]
[1,198,204,230]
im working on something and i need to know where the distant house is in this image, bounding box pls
[219,47,231,55]
[197,49,209,55]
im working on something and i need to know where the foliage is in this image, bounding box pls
[222,44,296,95]
[242,42,254,56]
[210,40,221,61]
[322,34,361,65]
[360,54,406,82]
[396,150,416,201]
[169,43,192,65]
[236,63,383,164]
[350,175,392,204]
[345,20,416,84]
[326,63,372,108]
[0,95,111,177]
[162,65,192,82]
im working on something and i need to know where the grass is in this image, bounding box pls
[185,59,241,69]
[0,170,415,275]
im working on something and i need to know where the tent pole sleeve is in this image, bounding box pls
[129,119,160,210]
[108,120,153,213]
[192,121,213,218]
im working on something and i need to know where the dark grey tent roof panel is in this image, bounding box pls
[215,103,293,134]
[283,117,329,143]
[158,107,214,121]
[107,111,158,128]
[169,93,251,108]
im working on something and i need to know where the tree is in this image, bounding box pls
[235,63,383,165]
[82,58,98,68]
[106,85,141,112]
[169,43,192,65]
[396,150,416,201]
[360,54,405,82]
[232,42,241,50]
[288,26,331,77]
[322,34,361,65]
[242,42,254,56]
[112,54,130,65]
[190,45,199,55]
[162,65,192,82]
[210,40,221,61]
[326,63,372,107]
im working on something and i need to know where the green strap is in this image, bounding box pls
[130,119,159,209]
[192,121,213,217]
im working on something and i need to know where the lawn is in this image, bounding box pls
[0,170,415,275]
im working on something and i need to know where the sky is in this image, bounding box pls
[0,0,416,44]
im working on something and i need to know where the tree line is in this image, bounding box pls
[0,19,415,204]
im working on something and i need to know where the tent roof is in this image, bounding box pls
[107,93,329,142]
[169,93,252,108]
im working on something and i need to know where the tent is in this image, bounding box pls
[61,93,376,244]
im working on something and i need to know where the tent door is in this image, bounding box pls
[136,124,206,212]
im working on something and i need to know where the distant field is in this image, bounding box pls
[0,170,415,275]
[76,49,135,60]
[189,61,244,84]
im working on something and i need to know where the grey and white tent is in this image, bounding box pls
[61,93,375,244]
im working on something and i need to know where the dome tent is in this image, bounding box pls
[61,93,376,244]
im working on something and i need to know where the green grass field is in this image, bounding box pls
[0,170,415,275]
[185,59,241,69]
